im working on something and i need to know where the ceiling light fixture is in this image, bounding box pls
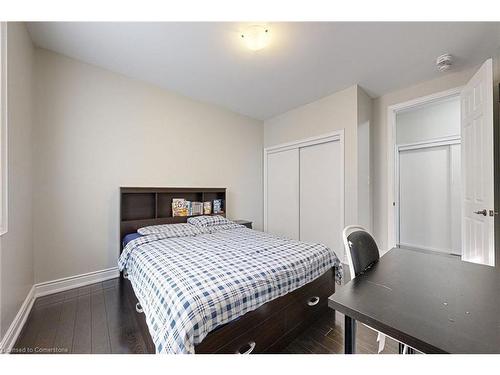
[240,25,270,51]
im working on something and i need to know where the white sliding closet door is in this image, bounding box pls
[398,143,461,254]
[300,140,343,256]
[266,149,299,239]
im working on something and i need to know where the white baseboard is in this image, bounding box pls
[0,285,35,354]
[0,267,119,353]
[398,242,460,257]
[34,267,119,298]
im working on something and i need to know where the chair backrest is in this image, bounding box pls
[342,225,380,280]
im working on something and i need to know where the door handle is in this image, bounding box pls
[307,296,320,306]
[474,209,487,216]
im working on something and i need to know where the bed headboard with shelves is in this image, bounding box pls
[120,187,226,251]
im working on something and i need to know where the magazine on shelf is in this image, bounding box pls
[172,198,189,217]
[213,199,222,214]
[192,201,203,216]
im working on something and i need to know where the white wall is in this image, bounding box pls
[0,23,34,339]
[396,96,461,145]
[33,49,263,284]
[371,67,477,253]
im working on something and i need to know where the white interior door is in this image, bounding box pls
[299,140,343,259]
[398,142,461,254]
[461,58,495,266]
[265,149,299,239]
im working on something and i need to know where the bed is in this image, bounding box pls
[119,187,342,354]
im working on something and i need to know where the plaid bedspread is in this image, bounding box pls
[118,224,342,354]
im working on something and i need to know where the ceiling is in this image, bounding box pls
[26,22,500,120]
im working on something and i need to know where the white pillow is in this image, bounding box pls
[137,223,203,237]
[187,215,233,227]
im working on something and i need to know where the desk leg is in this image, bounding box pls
[398,343,404,354]
[344,315,356,354]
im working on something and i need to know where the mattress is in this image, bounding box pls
[118,223,341,353]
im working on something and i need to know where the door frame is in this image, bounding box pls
[386,87,462,250]
[263,130,345,237]
[395,135,461,253]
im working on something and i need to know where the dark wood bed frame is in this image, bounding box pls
[119,187,336,354]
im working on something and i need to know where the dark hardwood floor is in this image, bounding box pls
[13,278,148,354]
[13,278,398,354]
[282,307,398,354]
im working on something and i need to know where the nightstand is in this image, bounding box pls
[233,220,252,229]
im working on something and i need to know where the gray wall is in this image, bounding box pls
[0,22,34,339]
[33,49,264,283]
[357,87,372,231]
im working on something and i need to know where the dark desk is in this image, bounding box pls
[328,247,500,353]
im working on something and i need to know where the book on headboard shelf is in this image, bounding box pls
[213,199,223,214]
[172,198,189,217]
[173,199,205,217]
[172,199,223,217]
[191,201,203,216]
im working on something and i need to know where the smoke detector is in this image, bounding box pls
[436,53,453,72]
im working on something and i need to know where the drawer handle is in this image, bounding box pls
[136,302,144,314]
[236,341,256,354]
[307,296,320,306]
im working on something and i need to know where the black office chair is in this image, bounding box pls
[343,225,380,278]
[342,225,411,354]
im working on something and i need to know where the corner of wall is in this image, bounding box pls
[0,21,35,344]
[355,86,373,232]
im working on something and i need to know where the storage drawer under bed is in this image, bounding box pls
[215,309,287,353]
[124,268,336,354]
[285,272,336,332]
[198,270,336,354]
